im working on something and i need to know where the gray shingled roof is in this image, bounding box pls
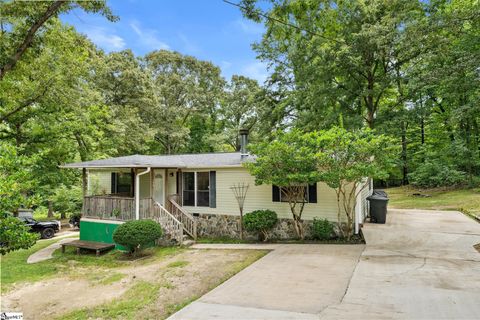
[60,152,253,169]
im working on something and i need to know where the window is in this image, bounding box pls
[183,172,195,206]
[280,186,308,203]
[112,172,133,196]
[272,184,317,203]
[182,171,210,207]
[196,172,210,207]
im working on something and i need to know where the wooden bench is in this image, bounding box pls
[61,240,115,256]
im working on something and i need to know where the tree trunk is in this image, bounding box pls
[401,121,408,185]
[292,216,304,240]
[47,200,54,218]
[335,189,344,238]
[420,116,425,145]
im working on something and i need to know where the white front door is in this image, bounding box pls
[153,170,164,205]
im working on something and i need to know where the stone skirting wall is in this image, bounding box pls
[195,213,318,240]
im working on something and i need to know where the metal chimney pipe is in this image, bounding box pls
[239,129,249,158]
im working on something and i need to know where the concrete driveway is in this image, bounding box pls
[321,209,480,319]
[169,209,480,319]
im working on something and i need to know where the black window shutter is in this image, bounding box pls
[111,172,117,194]
[209,171,216,208]
[308,183,317,203]
[272,185,280,202]
[176,171,182,194]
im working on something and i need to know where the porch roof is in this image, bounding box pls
[60,152,253,169]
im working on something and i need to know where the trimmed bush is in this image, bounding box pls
[312,218,335,240]
[113,219,163,255]
[243,209,278,241]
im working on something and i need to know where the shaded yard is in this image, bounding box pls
[387,186,480,216]
[1,241,267,320]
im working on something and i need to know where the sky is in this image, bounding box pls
[61,0,269,83]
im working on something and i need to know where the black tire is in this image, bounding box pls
[41,228,55,239]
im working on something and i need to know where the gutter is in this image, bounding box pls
[135,167,151,220]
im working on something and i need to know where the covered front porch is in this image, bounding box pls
[79,167,195,241]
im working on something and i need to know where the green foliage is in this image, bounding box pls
[243,209,278,241]
[113,220,163,255]
[311,218,335,241]
[246,129,320,187]
[0,142,39,212]
[50,185,82,216]
[0,213,38,255]
[314,127,397,238]
[245,129,321,239]
[408,160,466,188]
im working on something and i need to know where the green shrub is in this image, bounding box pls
[243,210,278,241]
[311,218,335,240]
[113,220,163,255]
[51,185,82,218]
[0,212,39,255]
[408,160,466,188]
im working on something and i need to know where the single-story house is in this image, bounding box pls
[61,131,372,243]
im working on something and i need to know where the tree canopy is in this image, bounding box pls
[1,0,479,229]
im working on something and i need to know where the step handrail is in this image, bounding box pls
[151,200,184,244]
[168,196,197,240]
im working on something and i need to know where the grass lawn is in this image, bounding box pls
[1,239,267,320]
[386,186,480,215]
[0,238,180,293]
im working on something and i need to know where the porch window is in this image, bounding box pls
[182,171,210,207]
[111,172,133,196]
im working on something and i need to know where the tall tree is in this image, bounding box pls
[0,0,116,80]
[219,75,267,150]
[144,50,225,154]
[240,0,427,129]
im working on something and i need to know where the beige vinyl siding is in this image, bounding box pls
[167,169,177,196]
[181,167,341,222]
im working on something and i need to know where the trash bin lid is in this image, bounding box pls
[372,190,388,197]
[366,194,389,201]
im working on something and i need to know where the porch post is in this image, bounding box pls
[164,168,168,206]
[82,168,87,196]
[135,167,151,220]
[150,169,154,201]
[82,168,87,212]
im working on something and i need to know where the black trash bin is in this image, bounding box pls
[367,192,389,224]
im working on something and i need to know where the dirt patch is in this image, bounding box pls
[1,249,266,320]
[2,278,129,319]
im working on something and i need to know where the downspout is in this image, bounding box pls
[135,167,151,220]
[355,190,361,234]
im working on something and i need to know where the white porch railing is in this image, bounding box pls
[146,199,184,243]
[83,195,195,244]
[168,195,197,239]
